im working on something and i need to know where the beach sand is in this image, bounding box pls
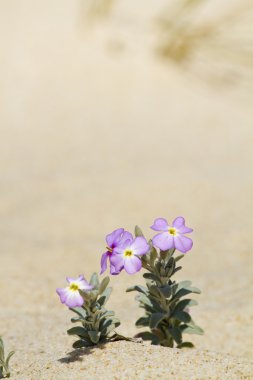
[0,1,253,379]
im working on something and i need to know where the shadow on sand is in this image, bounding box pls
[58,344,106,363]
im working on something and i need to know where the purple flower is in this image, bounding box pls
[151,217,193,253]
[110,236,149,274]
[56,275,93,308]
[100,228,132,275]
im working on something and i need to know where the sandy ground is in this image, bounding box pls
[0,1,253,379]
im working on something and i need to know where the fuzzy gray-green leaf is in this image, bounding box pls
[143,273,161,283]
[168,327,182,344]
[97,287,112,306]
[173,286,201,300]
[175,254,185,262]
[135,225,144,237]
[90,272,99,288]
[136,317,150,327]
[150,312,166,328]
[173,310,191,323]
[135,331,160,344]
[88,331,101,344]
[173,299,198,314]
[136,294,153,308]
[5,351,14,369]
[159,285,172,298]
[70,307,87,319]
[73,339,91,348]
[177,341,194,348]
[67,326,89,338]
[126,285,148,295]
[99,276,110,295]
[149,246,158,265]
[180,324,204,335]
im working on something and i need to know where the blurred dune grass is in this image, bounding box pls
[80,0,253,86]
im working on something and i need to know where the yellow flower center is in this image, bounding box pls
[168,227,177,236]
[124,249,133,257]
[69,283,79,291]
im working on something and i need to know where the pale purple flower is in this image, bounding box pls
[56,275,93,308]
[151,217,193,253]
[100,228,132,275]
[110,236,149,274]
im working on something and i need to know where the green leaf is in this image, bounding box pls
[150,312,166,328]
[160,248,175,262]
[100,317,120,336]
[136,294,153,308]
[102,323,119,337]
[143,273,161,283]
[173,299,198,314]
[173,280,192,292]
[175,254,185,262]
[165,257,176,274]
[168,327,182,344]
[0,337,4,359]
[98,276,110,295]
[126,285,148,295]
[136,317,150,327]
[173,286,201,300]
[5,351,14,369]
[149,247,157,264]
[97,287,112,306]
[101,310,115,318]
[134,331,160,344]
[88,331,101,344]
[180,324,204,335]
[173,310,191,323]
[177,341,194,348]
[135,225,144,237]
[71,317,85,323]
[149,285,162,299]
[73,339,91,348]
[159,285,172,298]
[67,326,89,338]
[70,307,87,319]
[90,272,99,288]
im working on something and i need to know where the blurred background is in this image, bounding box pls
[0,0,252,361]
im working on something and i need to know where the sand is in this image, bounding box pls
[0,1,253,379]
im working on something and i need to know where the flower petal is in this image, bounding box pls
[131,236,149,256]
[110,253,124,272]
[172,217,193,234]
[110,262,123,275]
[114,239,132,254]
[152,232,174,251]
[120,231,133,244]
[65,291,84,308]
[150,218,169,231]
[174,235,193,253]
[106,228,124,247]
[56,287,68,304]
[124,255,142,274]
[78,279,93,291]
[100,252,109,274]
[66,277,76,283]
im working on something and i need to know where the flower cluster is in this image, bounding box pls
[56,216,202,348]
[100,229,150,275]
[99,217,193,276]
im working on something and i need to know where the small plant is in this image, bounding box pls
[101,217,203,348]
[57,273,121,347]
[0,337,14,378]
